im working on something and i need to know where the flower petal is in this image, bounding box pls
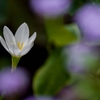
[8,44,20,56]
[3,26,16,48]
[28,32,37,44]
[0,36,9,52]
[18,43,33,56]
[15,23,29,44]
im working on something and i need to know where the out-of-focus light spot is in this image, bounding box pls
[64,42,99,74]
[24,96,54,100]
[0,67,29,96]
[29,0,71,18]
[74,3,100,44]
[56,86,79,100]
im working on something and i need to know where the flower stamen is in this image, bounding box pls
[17,42,24,50]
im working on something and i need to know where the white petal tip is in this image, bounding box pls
[23,22,27,24]
[19,22,28,30]
[3,26,10,33]
[32,32,37,40]
[3,26,8,30]
[34,32,37,37]
[22,22,28,26]
[0,36,2,41]
[0,36,2,39]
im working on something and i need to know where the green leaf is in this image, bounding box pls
[0,93,4,100]
[0,0,7,24]
[0,57,10,70]
[89,0,100,4]
[65,23,81,41]
[45,18,77,46]
[69,0,88,15]
[75,76,100,99]
[33,48,70,96]
[69,0,100,16]
[0,96,3,100]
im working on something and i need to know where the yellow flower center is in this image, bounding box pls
[17,42,24,50]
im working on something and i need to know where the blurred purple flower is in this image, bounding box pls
[56,86,79,100]
[74,3,100,44]
[64,42,99,73]
[0,67,29,96]
[24,96,55,100]
[29,0,71,18]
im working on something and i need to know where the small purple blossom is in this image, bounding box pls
[24,96,54,100]
[56,86,79,100]
[29,0,71,18]
[0,67,29,96]
[64,42,99,73]
[74,3,100,44]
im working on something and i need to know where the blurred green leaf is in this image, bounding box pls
[90,0,100,3]
[0,93,4,100]
[0,97,3,100]
[69,0,88,15]
[69,0,100,15]
[65,23,81,41]
[75,76,100,100]
[0,57,10,70]
[45,18,77,46]
[33,48,70,96]
[0,0,7,24]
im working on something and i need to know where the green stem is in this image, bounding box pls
[11,56,21,71]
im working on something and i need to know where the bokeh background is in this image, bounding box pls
[0,0,100,100]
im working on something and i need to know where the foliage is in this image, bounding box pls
[0,0,100,100]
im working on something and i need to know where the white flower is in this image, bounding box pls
[0,22,37,57]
